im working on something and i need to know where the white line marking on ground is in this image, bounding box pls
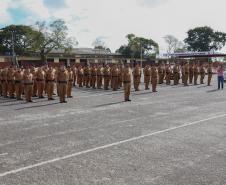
[0,153,8,157]
[0,113,226,178]
[0,114,163,147]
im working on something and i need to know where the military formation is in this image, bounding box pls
[0,65,71,103]
[0,62,214,103]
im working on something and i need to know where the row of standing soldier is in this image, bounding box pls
[154,62,213,86]
[0,62,213,102]
[0,65,72,103]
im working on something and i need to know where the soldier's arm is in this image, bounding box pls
[31,74,34,83]
[122,70,125,82]
[56,72,59,82]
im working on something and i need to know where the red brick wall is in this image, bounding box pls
[0,62,11,68]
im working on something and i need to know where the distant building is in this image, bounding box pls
[162,51,226,59]
[0,48,132,67]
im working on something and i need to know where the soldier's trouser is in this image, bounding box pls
[182,74,185,84]
[118,77,122,88]
[104,77,110,90]
[124,82,131,100]
[33,81,37,96]
[67,81,73,97]
[208,74,212,86]
[2,82,8,97]
[0,83,2,96]
[145,81,149,90]
[73,76,76,86]
[89,77,92,87]
[166,74,171,85]
[24,84,33,102]
[83,76,86,86]
[82,75,87,87]
[15,82,22,100]
[158,74,164,84]
[112,77,118,90]
[134,77,140,91]
[57,83,59,96]
[8,82,15,98]
[134,81,139,90]
[97,76,102,89]
[22,83,25,95]
[37,81,45,97]
[59,83,67,102]
[85,76,90,87]
[44,81,47,94]
[144,76,150,89]
[200,74,205,84]
[145,80,150,90]
[184,74,189,86]
[91,76,96,88]
[151,78,157,92]
[194,74,198,85]
[111,78,113,88]
[174,74,179,85]
[47,82,54,99]
[77,76,83,87]
[189,75,193,84]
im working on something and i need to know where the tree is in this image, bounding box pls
[92,37,111,53]
[32,19,78,62]
[174,41,187,53]
[116,45,133,58]
[116,34,159,59]
[184,26,226,52]
[163,35,186,54]
[0,25,39,55]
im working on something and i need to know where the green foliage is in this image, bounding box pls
[92,37,111,53]
[0,19,78,62]
[116,45,133,58]
[164,35,186,53]
[116,34,159,59]
[33,19,78,60]
[184,26,226,52]
[0,25,39,55]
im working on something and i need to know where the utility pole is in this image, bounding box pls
[7,30,18,67]
[11,31,16,66]
[0,29,18,67]
[140,45,143,69]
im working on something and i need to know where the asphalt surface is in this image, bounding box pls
[0,75,225,185]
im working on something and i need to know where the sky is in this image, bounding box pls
[1,0,226,53]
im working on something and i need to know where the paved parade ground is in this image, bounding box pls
[0,76,226,185]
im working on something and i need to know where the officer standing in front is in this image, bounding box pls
[23,67,34,103]
[122,64,132,102]
[151,65,158,92]
[207,63,213,86]
[57,65,68,103]
[143,64,151,90]
[133,63,141,91]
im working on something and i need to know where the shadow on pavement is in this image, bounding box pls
[133,91,154,96]
[0,96,18,101]
[206,89,219,93]
[0,97,55,106]
[0,99,18,104]
[2,101,37,106]
[170,85,188,88]
[197,85,208,88]
[93,101,124,108]
[15,102,60,110]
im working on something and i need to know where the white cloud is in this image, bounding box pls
[137,0,169,7]
[2,0,226,53]
[0,0,12,24]
[12,0,50,20]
